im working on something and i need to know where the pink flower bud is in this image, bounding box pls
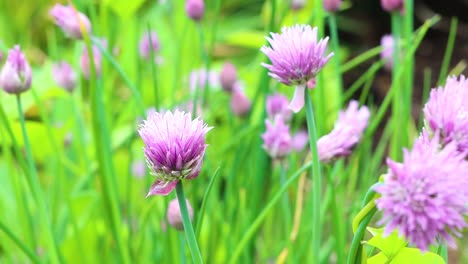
[50,4,91,39]
[0,45,32,94]
[291,0,306,11]
[230,83,251,117]
[219,62,237,93]
[52,61,77,93]
[167,199,194,231]
[185,0,205,22]
[323,0,342,12]
[139,31,161,60]
[380,0,404,13]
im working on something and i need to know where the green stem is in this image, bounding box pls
[195,167,221,237]
[304,87,322,263]
[147,23,159,110]
[326,169,345,264]
[328,14,343,106]
[197,23,210,106]
[175,181,203,264]
[390,12,403,159]
[278,160,292,237]
[0,220,41,264]
[347,207,377,264]
[437,17,457,85]
[228,161,313,264]
[16,95,61,264]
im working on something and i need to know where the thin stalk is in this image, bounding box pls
[195,167,221,237]
[16,95,61,264]
[228,161,314,264]
[175,182,203,264]
[147,23,159,110]
[304,87,322,263]
[278,160,292,237]
[437,17,458,85]
[347,208,377,264]
[402,0,414,150]
[196,23,210,106]
[326,170,345,264]
[390,12,403,159]
[0,220,41,264]
[328,14,343,107]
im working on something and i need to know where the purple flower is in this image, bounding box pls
[219,62,238,93]
[380,34,395,71]
[139,31,161,60]
[230,84,251,117]
[381,0,404,13]
[423,75,468,156]
[262,115,293,159]
[52,61,77,92]
[0,45,32,94]
[189,68,219,93]
[185,0,205,22]
[292,130,309,152]
[167,198,194,231]
[317,100,370,163]
[261,24,333,112]
[266,92,292,121]
[290,0,306,11]
[50,4,91,39]
[80,40,106,79]
[375,133,468,251]
[139,110,212,196]
[324,0,342,12]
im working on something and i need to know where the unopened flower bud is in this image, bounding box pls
[0,45,32,94]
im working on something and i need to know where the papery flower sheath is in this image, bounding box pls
[375,132,468,251]
[317,100,370,163]
[139,110,212,196]
[261,24,333,112]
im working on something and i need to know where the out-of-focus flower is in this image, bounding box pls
[324,0,342,12]
[80,40,106,79]
[52,61,77,93]
[375,132,468,251]
[262,115,292,159]
[139,31,161,60]
[266,92,292,121]
[230,83,251,117]
[381,0,404,13]
[219,62,237,93]
[317,100,370,163]
[185,0,205,22]
[291,0,306,11]
[261,24,333,112]
[0,45,32,94]
[132,160,146,179]
[189,68,219,93]
[175,101,203,118]
[380,34,395,71]
[139,110,212,196]
[167,199,194,231]
[50,4,91,39]
[423,75,468,156]
[292,130,309,152]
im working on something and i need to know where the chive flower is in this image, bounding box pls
[266,92,292,121]
[261,24,333,112]
[324,0,342,12]
[375,132,468,251]
[50,4,91,39]
[139,110,212,196]
[292,130,309,152]
[230,84,251,118]
[262,115,292,159]
[167,198,194,231]
[317,100,370,163]
[52,61,77,93]
[219,62,238,93]
[80,40,106,79]
[423,75,468,156]
[381,0,404,13]
[189,68,219,93]
[380,34,395,71]
[185,0,205,22]
[139,31,161,60]
[0,45,32,94]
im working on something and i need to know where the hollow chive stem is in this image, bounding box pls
[175,181,204,264]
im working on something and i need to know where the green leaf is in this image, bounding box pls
[104,0,146,18]
[365,227,407,258]
[392,248,445,264]
[367,252,388,264]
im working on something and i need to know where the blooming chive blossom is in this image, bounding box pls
[167,198,194,231]
[423,75,468,156]
[52,61,77,93]
[317,100,370,163]
[375,132,468,251]
[0,45,32,94]
[261,25,333,112]
[262,115,293,159]
[139,110,212,196]
[266,92,292,121]
[50,4,91,39]
[139,31,161,60]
